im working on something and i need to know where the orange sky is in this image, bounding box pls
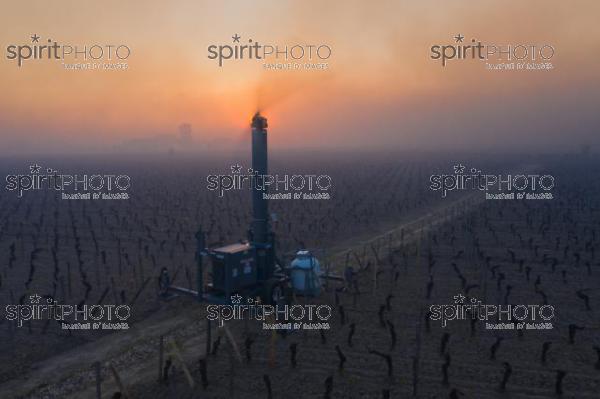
[1,0,599,153]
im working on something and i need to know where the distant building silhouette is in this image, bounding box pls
[179,123,193,145]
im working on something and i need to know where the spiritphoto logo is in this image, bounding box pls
[429,293,555,330]
[429,164,554,200]
[206,294,332,330]
[206,163,331,199]
[5,163,131,199]
[430,34,555,71]
[207,33,332,70]
[5,33,131,70]
[4,293,131,330]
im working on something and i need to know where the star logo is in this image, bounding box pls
[31,34,40,43]
[231,164,242,174]
[30,164,42,174]
[232,34,241,43]
[453,164,466,174]
[453,294,466,304]
[454,34,465,43]
[29,294,41,304]
[230,294,242,304]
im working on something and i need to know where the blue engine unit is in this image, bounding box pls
[208,242,257,297]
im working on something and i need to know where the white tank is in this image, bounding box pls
[290,250,322,296]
